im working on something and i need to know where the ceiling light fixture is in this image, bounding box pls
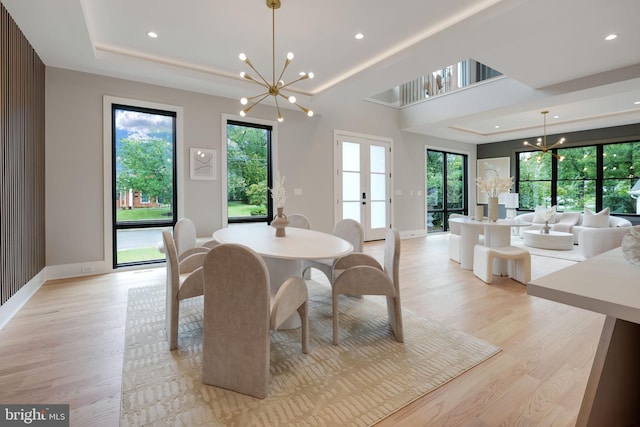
[147,31,158,38]
[238,0,314,122]
[605,34,618,41]
[523,111,565,161]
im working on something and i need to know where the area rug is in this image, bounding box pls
[120,280,501,426]
[510,236,585,262]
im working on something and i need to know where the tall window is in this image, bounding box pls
[226,120,273,222]
[603,142,640,213]
[517,140,640,215]
[426,149,467,232]
[518,152,552,210]
[112,105,176,267]
[557,146,596,211]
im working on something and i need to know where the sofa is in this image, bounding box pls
[514,207,632,258]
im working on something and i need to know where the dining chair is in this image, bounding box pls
[201,243,309,399]
[162,229,207,351]
[301,218,363,284]
[287,213,311,229]
[448,213,465,263]
[331,228,403,345]
[174,217,216,261]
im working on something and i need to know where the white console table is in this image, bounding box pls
[527,247,640,426]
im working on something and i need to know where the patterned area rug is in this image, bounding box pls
[121,280,501,426]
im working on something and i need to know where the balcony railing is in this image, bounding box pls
[399,59,502,107]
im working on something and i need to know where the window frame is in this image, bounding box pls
[516,139,639,216]
[103,96,184,271]
[221,114,279,227]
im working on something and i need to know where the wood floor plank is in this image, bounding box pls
[0,233,601,426]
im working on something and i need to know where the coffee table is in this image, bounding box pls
[522,230,574,250]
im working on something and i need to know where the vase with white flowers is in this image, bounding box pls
[475,176,514,222]
[539,205,556,234]
[270,170,289,237]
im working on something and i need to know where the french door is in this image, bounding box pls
[335,132,392,241]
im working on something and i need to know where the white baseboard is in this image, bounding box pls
[0,270,46,330]
[45,260,113,281]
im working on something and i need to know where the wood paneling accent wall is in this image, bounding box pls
[0,4,45,305]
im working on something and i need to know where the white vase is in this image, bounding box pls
[487,197,499,222]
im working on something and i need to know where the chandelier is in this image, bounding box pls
[523,111,565,161]
[238,0,314,122]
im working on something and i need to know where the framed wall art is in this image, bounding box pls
[190,148,216,180]
[476,157,510,203]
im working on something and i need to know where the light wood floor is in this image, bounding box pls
[0,233,602,426]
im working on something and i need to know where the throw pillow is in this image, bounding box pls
[552,212,581,232]
[532,205,557,224]
[583,207,610,228]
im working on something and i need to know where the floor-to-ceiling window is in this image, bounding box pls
[517,140,640,215]
[112,104,177,267]
[426,149,468,232]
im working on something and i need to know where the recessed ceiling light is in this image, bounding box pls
[635,101,640,105]
[553,115,559,119]
[605,34,618,41]
[355,33,364,40]
[147,31,158,38]
[494,125,500,129]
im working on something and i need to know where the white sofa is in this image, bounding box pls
[514,210,632,258]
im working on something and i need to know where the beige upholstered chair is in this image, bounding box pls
[287,213,311,229]
[174,217,215,260]
[302,219,363,283]
[201,243,308,399]
[331,228,403,345]
[162,229,207,351]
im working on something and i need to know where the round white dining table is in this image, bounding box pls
[449,217,531,274]
[213,224,353,328]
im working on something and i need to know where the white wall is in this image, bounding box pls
[45,67,476,270]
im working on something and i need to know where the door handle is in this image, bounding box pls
[362,192,367,205]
